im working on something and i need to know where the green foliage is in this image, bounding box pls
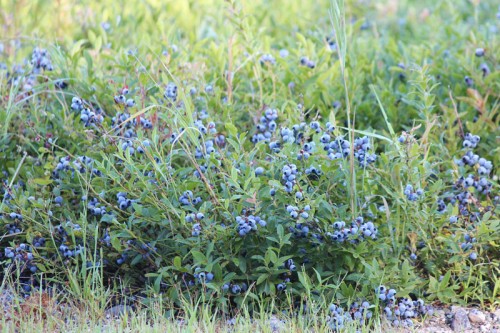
[0,0,499,317]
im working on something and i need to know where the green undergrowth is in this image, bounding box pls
[0,0,499,329]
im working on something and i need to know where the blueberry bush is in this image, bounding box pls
[0,0,499,328]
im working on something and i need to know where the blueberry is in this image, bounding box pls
[279,49,289,58]
[464,76,474,87]
[469,252,477,260]
[255,167,264,176]
[475,48,485,57]
[479,63,490,77]
[231,285,241,294]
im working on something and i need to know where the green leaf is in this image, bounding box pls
[32,178,53,185]
[173,256,182,269]
[256,274,269,285]
[191,250,207,264]
[225,123,238,138]
[238,257,247,273]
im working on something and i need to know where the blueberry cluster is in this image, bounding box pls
[286,204,310,219]
[284,258,297,272]
[193,268,214,283]
[31,47,53,73]
[251,108,278,144]
[136,139,151,154]
[112,88,153,131]
[236,213,266,237]
[326,217,378,244]
[117,192,138,210]
[193,164,209,178]
[4,244,37,273]
[462,133,480,149]
[32,237,46,248]
[282,164,298,193]
[279,126,297,144]
[121,140,136,155]
[222,282,248,294]
[289,222,310,238]
[113,112,152,131]
[6,212,23,221]
[350,301,373,322]
[307,121,321,134]
[52,155,95,179]
[52,156,74,178]
[114,87,135,107]
[276,282,287,291]
[305,166,322,180]
[259,54,276,65]
[88,197,108,216]
[460,234,477,253]
[445,133,496,218]
[195,119,217,136]
[185,212,205,236]
[185,212,205,223]
[327,302,373,331]
[205,84,214,94]
[457,155,492,182]
[164,82,178,102]
[195,137,218,159]
[327,304,352,331]
[191,223,202,236]
[436,199,446,213]
[116,253,128,265]
[71,97,105,127]
[60,221,82,234]
[101,230,111,246]
[455,174,492,196]
[58,244,82,258]
[404,184,424,201]
[353,136,377,167]
[297,141,315,160]
[300,56,315,68]
[324,136,350,160]
[179,190,203,206]
[324,133,377,166]
[358,218,379,239]
[377,285,433,327]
